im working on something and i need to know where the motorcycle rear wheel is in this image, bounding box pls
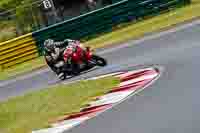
[71,62,81,75]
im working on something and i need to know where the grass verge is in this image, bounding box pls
[0,0,200,80]
[0,76,119,133]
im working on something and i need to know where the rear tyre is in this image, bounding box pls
[71,63,81,75]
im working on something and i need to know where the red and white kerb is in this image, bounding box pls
[32,67,160,133]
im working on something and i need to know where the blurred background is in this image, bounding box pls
[0,0,116,42]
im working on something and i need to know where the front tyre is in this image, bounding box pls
[91,55,107,66]
[57,72,66,80]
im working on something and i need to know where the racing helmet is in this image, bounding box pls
[44,39,54,52]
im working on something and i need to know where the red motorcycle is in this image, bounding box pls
[60,45,107,79]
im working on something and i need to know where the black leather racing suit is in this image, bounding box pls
[44,39,74,74]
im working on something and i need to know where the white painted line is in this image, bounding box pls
[87,72,125,80]
[95,90,136,101]
[119,73,158,87]
[62,72,124,84]
[88,90,134,106]
[32,117,89,133]
[32,125,75,133]
[51,116,90,127]
[62,79,82,85]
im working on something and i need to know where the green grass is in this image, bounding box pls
[0,76,119,133]
[1,0,200,80]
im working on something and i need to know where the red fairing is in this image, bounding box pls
[85,50,92,60]
[76,47,83,57]
[72,52,81,63]
[63,45,93,64]
[63,48,73,62]
[72,46,83,63]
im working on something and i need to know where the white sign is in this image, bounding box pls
[43,0,52,9]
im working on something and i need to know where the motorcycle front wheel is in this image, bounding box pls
[90,55,107,66]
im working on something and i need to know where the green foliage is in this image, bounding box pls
[0,21,16,42]
[0,0,38,42]
[0,0,15,9]
[0,0,33,9]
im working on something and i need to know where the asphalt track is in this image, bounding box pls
[1,19,200,133]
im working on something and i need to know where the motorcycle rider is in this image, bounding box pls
[44,38,85,78]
